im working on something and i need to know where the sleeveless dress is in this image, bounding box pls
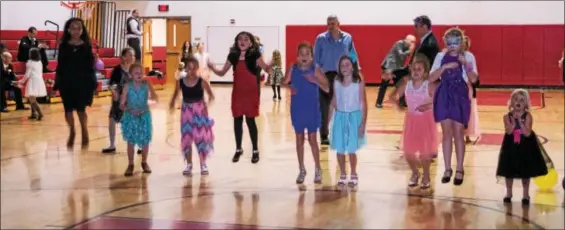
[290,64,320,133]
[402,80,438,158]
[108,66,129,122]
[495,112,549,179]
[433,53,471,127]
[180,78,214,156]
[120,81,152,147]
[232,60,260,117]
[329,80,366,154]
[269,65,284,86]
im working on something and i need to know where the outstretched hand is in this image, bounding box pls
[304,74,318,84]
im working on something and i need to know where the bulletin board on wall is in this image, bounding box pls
[206,26,280,83]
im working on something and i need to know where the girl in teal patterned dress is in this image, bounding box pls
[120,64,159,177]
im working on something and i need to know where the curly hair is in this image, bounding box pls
[271,50,282,67]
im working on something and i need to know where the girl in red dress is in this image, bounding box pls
[208,31,271,164]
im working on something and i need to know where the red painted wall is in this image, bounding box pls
[286,25,564,86]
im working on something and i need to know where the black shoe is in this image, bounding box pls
[251,150,260,164]
[521,197,530,206]
[503,196,512,204]
[102,147,116,153]
[137,148,143,154]
[376,104,383,108]
[1,108,8,113]
[453,170,464,186]
[232,149,243,163]
[16,107,29,110]
[321,139,330,145]
[441,169,453,183]
[28,115,38,120]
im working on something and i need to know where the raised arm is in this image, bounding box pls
[350,40,361,70]
[394,41,411,58]
[257,56,271,72]
[147,81,158,102]
[428,52,445,82]
[503,114,513,134]
[208,59,232,77]
[519,113,533,137]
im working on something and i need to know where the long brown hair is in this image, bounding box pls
[336,55,362,83]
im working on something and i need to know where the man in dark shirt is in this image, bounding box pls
[1,52,27,112]
[17,27,53,72]
[125,9,142,62]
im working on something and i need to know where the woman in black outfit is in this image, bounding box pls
[180,41,193,64]
[53,18,97,147]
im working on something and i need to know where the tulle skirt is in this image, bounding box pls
[329,110,366,154]
[466,91,481,138]
[402,111,438,159]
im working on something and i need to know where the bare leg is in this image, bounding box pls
[307,133,322,183]
[406,155,419,186]
[453,122,466,185]
[65,112,76,147]
[124,143,135,176]
[521,179,530,199]
[141,145,151,173]
[421,158,431,188]
[77,111,89,146]
[505,178,513,198]
[440,120,454,183]
[295,133,306,183]
[337,153,347,185]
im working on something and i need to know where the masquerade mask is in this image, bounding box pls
[445,36,462,49]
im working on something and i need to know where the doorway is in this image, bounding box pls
[166,18,191,84]
[141,19,153,71]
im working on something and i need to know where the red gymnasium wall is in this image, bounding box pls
[286,25,564,86]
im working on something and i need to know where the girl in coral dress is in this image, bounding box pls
[207,31,271,164]
[169,56,215,176]
[462,36,481,143]
[390,54,438,189]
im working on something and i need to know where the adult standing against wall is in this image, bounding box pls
[53,18,97,148]
[125,9,142,62]
[375,35,416,108]
[314,14,361,145]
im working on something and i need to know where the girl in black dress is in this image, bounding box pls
[496,89,549,205]
[102,47,135,153]
[53,18,97,148]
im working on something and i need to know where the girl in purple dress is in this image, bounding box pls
[429,28,478,186]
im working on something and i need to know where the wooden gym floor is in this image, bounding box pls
[1,85,563,229]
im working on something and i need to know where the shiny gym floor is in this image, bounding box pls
[1,85,563,229]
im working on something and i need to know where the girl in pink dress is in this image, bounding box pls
[463,36,481,143]
[390,54,438,189]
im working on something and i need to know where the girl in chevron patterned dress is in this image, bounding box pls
[169,56,215,176]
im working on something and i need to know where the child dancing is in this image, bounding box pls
[329,56,367,186]
[496,89,550,205]
[207,31,271,164]
[283,42,329,184]
[462,36,481,143]
[120,64,158,176]
[268,50,284,101]
[389,54,438,189]
[169,56,215,176]
[19,48,47,120]
[102,47,135,154]
[429,28,478,186]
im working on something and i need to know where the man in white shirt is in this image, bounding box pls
[125,9,142,62]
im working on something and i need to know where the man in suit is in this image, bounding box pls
[126,9,142,62]
[375,35,416,108]
[17,27,53,72]
[410,15,440,70]
[1,52,27,112]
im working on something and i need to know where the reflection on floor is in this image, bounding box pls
[1,85,563,229]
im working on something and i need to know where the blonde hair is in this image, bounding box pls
[271,50,282,66]
[508,89,531,111]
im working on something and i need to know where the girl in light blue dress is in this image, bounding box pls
[329,56,367,187]
[120,64,159,177]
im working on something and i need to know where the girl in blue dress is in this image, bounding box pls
[283,42,329,184]
[329,55,367,187]
[120,63,159,177]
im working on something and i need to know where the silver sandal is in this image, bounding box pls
[296,169,307,184]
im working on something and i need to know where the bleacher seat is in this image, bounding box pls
[8,50,18,58]
[12,62,25,74]
[3,40,19,50]
[102,57,120,68]
[98,48,114,58]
